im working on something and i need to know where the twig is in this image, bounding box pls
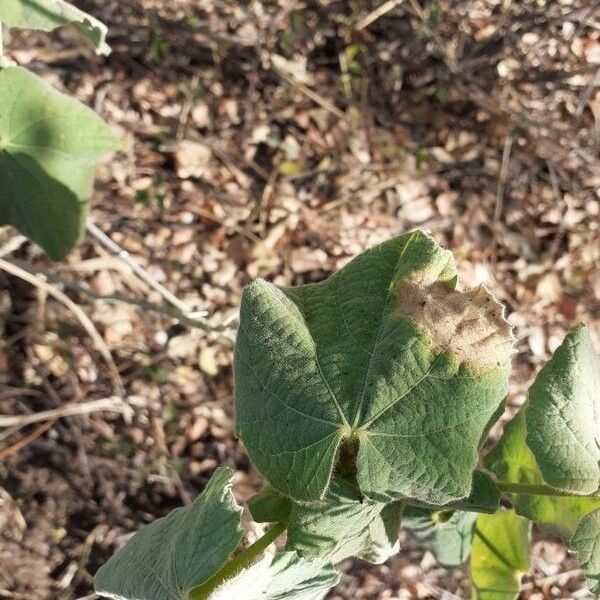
[86,220,209,325]
[356,0,405,30]
[0,233,27,258]
[0,257,124,396]
[494,133,513,222]
[0,396,129,428]
[0,419,55,460]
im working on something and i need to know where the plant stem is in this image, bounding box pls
[188,522,287,600]
[496,480,591,498]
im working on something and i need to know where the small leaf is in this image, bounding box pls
[0,0,110,55]
[235,231,512,504]
[403,507,477,567]
[570,508,600,594]
[285,476,402,564]
[0,67,120,260]
[525,325,600,495]
[208,552,340,600]
[248,487,292,524]
[471,510,531,600]
[94,467,244,600]
[485,410,600,539]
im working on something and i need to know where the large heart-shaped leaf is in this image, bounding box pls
[207,552,339,600]
[0,67,120,260]
[471,510,531,600]
[285,476,402,564]
[94,467,244,600]
[485,410,600,540]
[0,0,110,55]
[570,508,600,594]
[235,231,513,504]
[525,324,600,495]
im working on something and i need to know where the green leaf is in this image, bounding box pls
[448,471,501,514]
[403,507,477,567]
[235,231,513,504]
[0,0,110,55]
[0,67,120,260]
[525,325,600,495]
[248,487,293,524]
[285,476,402,564]
[94,467,244,600]
[207,552,340,600]
[485,411,600,539]
[570,508,600,594]
[471,510,531,600]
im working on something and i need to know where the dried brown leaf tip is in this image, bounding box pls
[396,273,514,370]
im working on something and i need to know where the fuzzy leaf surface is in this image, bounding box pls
[207,552,339,600]
[0,0,110,54]
[403,507,477,567]
[285,476,402,564]
[471,510,530,600]
[485,411,600,539]
[570,508,600,594]
[235,231,512,504]
[0,67,119,259]
[525,325,600,495]
[94,467,244,600]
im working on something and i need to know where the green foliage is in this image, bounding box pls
[571,508,600,593]
[525,324,600,495]
[403,507,477,567]
[0,0,110,54]
[471,510,531,600]
[85,234,600,599]
[485,410,600,539]
[0,67,119,259]
[94,468,244,600]
[235,231,512,505]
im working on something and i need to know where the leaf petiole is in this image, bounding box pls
[188,521,287,600]
[496,480,596,498]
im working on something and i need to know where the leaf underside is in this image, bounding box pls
[0,0,111,54]
[403,507,477,568]
[525,324,600,495]
[0,67,119,260]
[94,467,244,600]
[471,510,531,600]
[235,231,512,505]
[208,552,340,600]
[285,476,402,564]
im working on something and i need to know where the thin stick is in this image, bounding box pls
[0,257,124,396]
[0,419,55,460]
[0,396,129,428]
[86,221,208,324]
[356,0,404,30]
[494,133,513,222]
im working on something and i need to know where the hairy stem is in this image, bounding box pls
[496,480,592,498]
[188,521,287,599]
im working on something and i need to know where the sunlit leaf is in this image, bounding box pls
[235,231,513,504]
[94,467,244,600]
[471,510,530,600]
[525,325,600,495]
[0,67,120,259]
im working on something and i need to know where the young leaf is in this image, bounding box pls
[403,507,477,567]
[0,67,120,260]
[207,552,340,600]
[94,467,244,600]
[471,510,531,600]
[485,411,600,539]
[285,476,402,564]
[570,508,600,594]
[0,0,110,55]
[235,231,513,505]
[525,324,600,495]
